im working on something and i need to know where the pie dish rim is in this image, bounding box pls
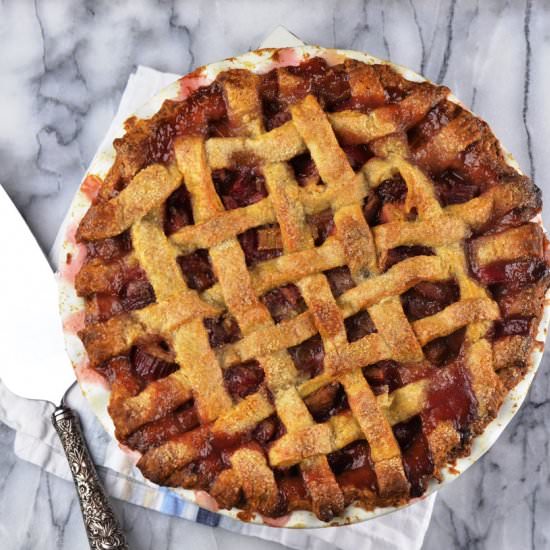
[56,44,550,528]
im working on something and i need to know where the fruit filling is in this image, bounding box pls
[238,224,283,266]
[223,361,265,399]
[213,167,268,210]
[203,314,242,348]
[177,249,216,291]
[164,184,194,235]
[307,208,335,245]
[288,335,325,378]
[401,280,459,321]
[261,284,307,323]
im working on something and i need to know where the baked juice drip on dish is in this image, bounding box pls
[74,53,550,522]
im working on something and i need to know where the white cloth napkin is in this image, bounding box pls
[1,65,435,550]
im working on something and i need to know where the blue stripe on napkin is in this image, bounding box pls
[196,508,221,527]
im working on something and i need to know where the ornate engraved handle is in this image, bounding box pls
[52,406,129,550]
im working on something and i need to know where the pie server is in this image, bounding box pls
[0,184,128,550]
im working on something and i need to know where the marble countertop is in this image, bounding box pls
[1,0,549,549]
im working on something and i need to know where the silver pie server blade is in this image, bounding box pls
[0,184,128,549]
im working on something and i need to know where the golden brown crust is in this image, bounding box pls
[77,164,181,241]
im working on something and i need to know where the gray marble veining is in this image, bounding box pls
[1,0,549,549]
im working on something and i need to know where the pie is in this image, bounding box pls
[71,49,550,522]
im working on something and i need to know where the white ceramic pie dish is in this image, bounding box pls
[56,45,550,528]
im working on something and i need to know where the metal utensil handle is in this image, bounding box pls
[52,406,129,550]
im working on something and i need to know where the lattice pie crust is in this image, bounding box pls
[72,51,549,521]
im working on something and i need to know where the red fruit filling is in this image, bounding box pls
[177,249,216,291]
[224,361,265,399]
[261,284,307,323]
[164,184,194,235]
[393,416,434,497]
[212,167,268,210]
[307,208,335,246]
[288,335,325,378]
[324,266,355,298]
[434,169,480,206]
[290,152,320,187]
[328,440,377,492]
[304,382,349,423]
[345,310,377,343]
[203,314,242,348]
[401,280,459,321]
[86,232,132,261]
[385,246,434,269]
[238,224,283,266]
[131,345,178,382]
